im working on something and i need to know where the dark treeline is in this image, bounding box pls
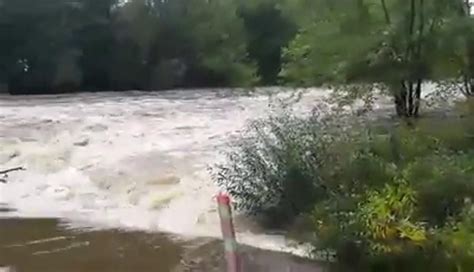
[0,0,296,94]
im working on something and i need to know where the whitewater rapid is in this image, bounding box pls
[0,88,391,253]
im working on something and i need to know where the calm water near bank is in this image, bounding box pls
[1,218,186,272]
[0,217,324,272]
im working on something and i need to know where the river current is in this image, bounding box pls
[0,88,394,255]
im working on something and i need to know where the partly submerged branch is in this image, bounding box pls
[0,167,26,183]
[0,167,25,175]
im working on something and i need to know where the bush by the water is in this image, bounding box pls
[213,100,474,271]
[212,108,354,224]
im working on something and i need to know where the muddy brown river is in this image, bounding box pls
[1,218,184,271]
[0,218,324,271]
[0,89,343,271]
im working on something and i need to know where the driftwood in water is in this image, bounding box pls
[0,167,25,183]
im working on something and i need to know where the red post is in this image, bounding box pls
[217,192,240,272]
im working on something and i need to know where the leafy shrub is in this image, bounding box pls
[212,110,337,223]
[313,127,474,271]
[435,209,474,271]
[313,122,474,270]
[358,183,427,255]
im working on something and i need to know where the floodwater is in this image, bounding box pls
[0,218,324,272]
[0,88,389,271]
[0,89,332,243]
[0,218,184,272]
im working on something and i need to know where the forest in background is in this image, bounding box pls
[0,0,296,94]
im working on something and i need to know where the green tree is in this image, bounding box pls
[434,0,474,96]
[281,0,472,117]
[74,0,117,91]
[459,0,474,96]
[108,0,157,90]
[0,0,84,93]
[180,0,258,87]
[239,1,297,84]
[0,0,257,93]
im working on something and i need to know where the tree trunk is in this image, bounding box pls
[459,0,474,97]
[398,0,424,118]
[408,81,414,115]
[467,37,474,96]
[461,42,474,96]
[380,0,391,24]
[414,79,422,116]
[464,0,471,15]
[406,0,416,57]
[394,0,423,118]
[413,0,424,117]
[394,80,422,118]
[395,81,408,117]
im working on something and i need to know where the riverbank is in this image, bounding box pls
[0,218,324,272]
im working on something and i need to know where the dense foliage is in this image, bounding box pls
[281,0,474,117]
[212,110,332,223]
[0,0,295,94]
[213,99,474,270]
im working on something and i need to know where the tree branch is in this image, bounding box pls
[0,167,26,175]
[0,167,25,183]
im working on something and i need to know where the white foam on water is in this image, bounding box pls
[0,88,388,254]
